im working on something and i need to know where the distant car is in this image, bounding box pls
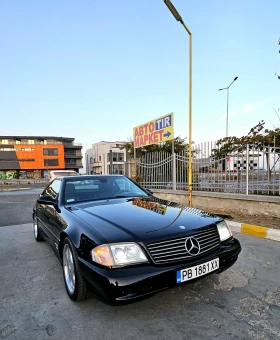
[48,170,79,182]
[33,175,241,303]
[166,182,188,191]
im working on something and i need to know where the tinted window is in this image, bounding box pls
[43,148,58,156]
[44,159,59,166]
[44,179,61,199]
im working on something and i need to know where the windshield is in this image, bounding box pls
[64,176,149,204]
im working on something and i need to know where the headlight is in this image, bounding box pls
[217,221,232,241]
[91,243,148,267]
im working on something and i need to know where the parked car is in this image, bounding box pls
[166,182,188,190]
[48,170,79,182]
[33,175,241,303]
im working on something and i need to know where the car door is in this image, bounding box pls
[36,179,61,248]
[47,181,67,256]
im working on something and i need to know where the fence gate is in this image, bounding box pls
[135,151,189,190]
[136,152,172,189]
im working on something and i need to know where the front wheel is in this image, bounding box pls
[34,216,44,242]
[62,237,88,301]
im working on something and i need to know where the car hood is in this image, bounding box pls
[69,196,221,244]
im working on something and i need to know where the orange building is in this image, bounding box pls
[0,136,83,179]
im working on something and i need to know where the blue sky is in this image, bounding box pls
[0,0,279,157]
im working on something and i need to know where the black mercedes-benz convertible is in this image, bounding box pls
[33,175,241,302]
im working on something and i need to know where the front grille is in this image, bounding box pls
[147,226,220,264]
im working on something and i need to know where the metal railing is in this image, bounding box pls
[128,143,280,196]
[0,141,63,145]
[63,143,82,147]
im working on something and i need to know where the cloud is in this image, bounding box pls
[243,100,267,113]
[218,98,270,121]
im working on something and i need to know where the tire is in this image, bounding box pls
[34,216,44,242]
[62,237,88,301]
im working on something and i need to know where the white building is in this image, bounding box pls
[226,151,280,171]
[85,141,128,175]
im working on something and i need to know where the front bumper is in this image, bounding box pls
[79,237,241,302]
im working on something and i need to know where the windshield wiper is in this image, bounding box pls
[114,194,146,198]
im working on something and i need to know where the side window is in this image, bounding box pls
[44,179,61,199]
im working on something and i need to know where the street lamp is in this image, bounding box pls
[163,0,193,207]
[218,76,238,138]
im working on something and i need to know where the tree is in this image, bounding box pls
[211,121,280,188]
[211,121,280,160]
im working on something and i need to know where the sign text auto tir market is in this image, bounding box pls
[133,113,174,149]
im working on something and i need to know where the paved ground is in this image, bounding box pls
[0,187,43,227]
[1,188,280,339]
[1,223,280,340]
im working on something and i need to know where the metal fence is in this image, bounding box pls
[130,143,280,196]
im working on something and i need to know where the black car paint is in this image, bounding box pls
[79,238,240,301]
[70,200,223,244]
[33,175,242,302]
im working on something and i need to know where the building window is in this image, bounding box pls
[1,140,8,144]
[113,152,117,161]
[44,159,59,166]
[107,152,124,162]
[28,140,35,144]
[43,148,58,156]
[0,148,14,151]
[65,159,76,164]
[113,164,124,174]
[99,155,101,161]
[93,158,96,163]
[13,148,34,151]
[65,149,75,156]
[117,153,124,162]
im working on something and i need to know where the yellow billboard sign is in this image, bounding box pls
[133,112,174,149]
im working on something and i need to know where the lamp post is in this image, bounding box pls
[218,77,238,138]
[163,0,193,207]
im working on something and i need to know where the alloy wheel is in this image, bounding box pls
[63,244,76,294]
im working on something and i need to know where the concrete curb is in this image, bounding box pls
[226,220,280,242]
[0,188,31,192]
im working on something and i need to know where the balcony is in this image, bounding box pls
[64,153,83,158]
[0,141,63,145]
[65,162,83,169]
[63,143,83,149]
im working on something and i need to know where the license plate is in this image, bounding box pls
[176,258,219,283]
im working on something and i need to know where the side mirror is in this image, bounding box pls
[37,195,56,205]
[146,188,153,195]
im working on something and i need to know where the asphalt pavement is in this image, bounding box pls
[0,187,43,227]
[1,189,280,339]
